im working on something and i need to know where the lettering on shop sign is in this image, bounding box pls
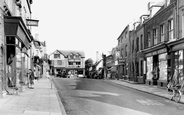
[146,48,166,57]
[172,43,184,51]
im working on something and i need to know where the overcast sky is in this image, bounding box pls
[31,0,163,61]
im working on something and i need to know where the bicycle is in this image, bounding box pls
[170,84,182,103]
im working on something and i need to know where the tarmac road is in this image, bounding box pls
[53,77,184,115]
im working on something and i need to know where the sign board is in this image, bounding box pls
[26,19,39,26]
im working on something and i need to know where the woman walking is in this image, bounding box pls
[28,69,34,89]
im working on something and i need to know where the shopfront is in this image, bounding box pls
[4,16,32,91]
[145,47,168,87]
[168,41,184,85]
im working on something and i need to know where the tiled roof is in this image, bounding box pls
[58,50,85,58]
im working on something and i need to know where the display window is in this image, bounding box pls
[146,57,153,80]
[159,53,167,80]
[174,50,184,84]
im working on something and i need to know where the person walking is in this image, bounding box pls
[28,69,34,89]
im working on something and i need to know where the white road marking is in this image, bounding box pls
[136,99,164,106]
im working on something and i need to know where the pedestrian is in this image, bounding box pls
[28,69,34,89]
[46,71,50,79]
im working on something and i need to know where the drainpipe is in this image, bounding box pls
[177,0,179,39]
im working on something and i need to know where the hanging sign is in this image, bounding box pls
[26,19,39,26]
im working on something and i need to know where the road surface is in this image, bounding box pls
[53,77,184,115]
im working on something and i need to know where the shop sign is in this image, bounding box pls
[172,43,184,51]
[145,48,166,57]
[26,19,39,26]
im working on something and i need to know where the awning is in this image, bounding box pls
[4,16,33,49]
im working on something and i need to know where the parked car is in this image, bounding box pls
[77,74,84,78]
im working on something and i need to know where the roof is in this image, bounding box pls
[57,50,85,58]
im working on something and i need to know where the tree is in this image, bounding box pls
[85,58,93,78]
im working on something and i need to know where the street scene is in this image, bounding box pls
[1,0,184,115]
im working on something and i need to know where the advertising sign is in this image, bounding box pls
[26,19,39,26]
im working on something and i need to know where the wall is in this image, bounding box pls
[0,6,4,92]
[144,3,176,48]
[178,0,184,39]
[50,51,66,68]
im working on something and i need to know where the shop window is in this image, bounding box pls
[159,53,167,80]
[168,19,174,41]
[146,57,153,80]
[160,24,165,42]
[153,28,157,45]
[174,50,184,84]
[140,60,143,76]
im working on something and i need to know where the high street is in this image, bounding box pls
[53,77,184,115]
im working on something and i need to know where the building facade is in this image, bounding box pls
[0,0,34,97]
[116,25,130,80]
[111,0,184,89]
[49,50,85,77]
[143,0,177,87]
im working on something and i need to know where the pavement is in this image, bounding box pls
[107,79,184,104]
[0,76,67,115]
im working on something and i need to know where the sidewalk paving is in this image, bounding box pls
[0,77,66,115]
[107,79,184,104]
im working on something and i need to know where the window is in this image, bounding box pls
[148,32,151,47]
[160,24,165,42]
[75,54,80,60]
[69,54,74,59]
[121,49,123,58]
[76,62,81,65]
[132,39,134,52]
[153,28,157,45]
[54,54,60,58]
[168,19,174,40]
[125,31,128,39]
[69,62,73,65]
[140,60,143,76]
[57,60,62,65]
[125,45,127,57]
[140,35,143,50]
[137,37,139,52]
[118,39,121,45]
[182,14,184,38]
[166,0,170,6]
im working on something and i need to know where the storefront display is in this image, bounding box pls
[174,50,184,84]
[146,57,153,80]
[159,53,167,80]
[16,47,22,86]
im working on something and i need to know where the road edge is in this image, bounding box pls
[51,79,67,115]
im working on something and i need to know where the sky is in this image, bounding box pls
[31,0,163,61]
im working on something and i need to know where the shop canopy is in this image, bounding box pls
[4,16,33,49]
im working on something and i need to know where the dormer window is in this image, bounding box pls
[69,54,74,59]
[75,53,80,59]
[54,54,60,59]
